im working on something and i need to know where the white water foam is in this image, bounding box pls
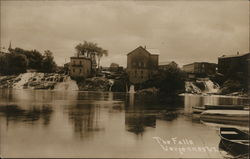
[129,85,135,93]
[54,76,79,91]
[186,79,220,94]
[13,72,36,89]
[204,80,219,93]
[109,79,114,91]
[185,81,202,94]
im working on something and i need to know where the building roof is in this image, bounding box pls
[159,61,176,66]
[218,52,249,59]
[127,46,159,56]
[146,48,160,55]
[183,62,217,67]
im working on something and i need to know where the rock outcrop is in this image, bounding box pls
[136,87,159,95]
[78,77,113,91]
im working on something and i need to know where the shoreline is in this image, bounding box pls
[0,73,248,98]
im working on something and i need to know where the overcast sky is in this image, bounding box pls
[1,0,249,67]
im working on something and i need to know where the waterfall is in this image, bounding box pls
[129,85,135,93]
[109,79,114,91]
[185,81,202,94]
[185,78,220,94]
[13,72,36,89]
[204,80,219,93]
[54,76,79,91]
[11,72,79,91]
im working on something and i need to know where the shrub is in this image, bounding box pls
[139,66,185,95]
[220,80,243,94]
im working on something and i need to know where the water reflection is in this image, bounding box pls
[0,104,53,126]
[64,91,124,140]
[125,112,156,135]
[0,89,79,106]
[157,109,180,121]
[67,103,103,139]
[125,93,182,135]
[0,89,249,158]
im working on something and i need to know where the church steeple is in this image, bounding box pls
[8,41,12,52]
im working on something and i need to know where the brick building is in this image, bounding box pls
[218,52,250,77]
[158,61,178,70]
[69,56,92,78]
[183,62,217,78]
[126,46,159,84]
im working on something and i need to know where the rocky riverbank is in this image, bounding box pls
[77,77,113,91]
[0,72,128,92]
[0,73,248,97]
[184,78,248,97]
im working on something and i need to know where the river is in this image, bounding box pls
[0,89,249,158]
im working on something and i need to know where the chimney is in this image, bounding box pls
[237,51,239,55]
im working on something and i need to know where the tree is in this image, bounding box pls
[0,53,28,75]
[10,47,58,73]
[158,66,185,94]
[41,50,57,73]
[28,50,43,70]
[96,47,108,69]
[10,47,43,70]
[139,65,185,95]
[75,41,108,69]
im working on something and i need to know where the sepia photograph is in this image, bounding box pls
[0,0,249,158]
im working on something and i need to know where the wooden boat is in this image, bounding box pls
[205,104,246,110]
[219,127,249,155]
[200,110,249,126]
[192,104,248,114]
[192,106,206,113]
[200,120,249,132]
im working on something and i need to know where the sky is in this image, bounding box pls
[0,0,249,67]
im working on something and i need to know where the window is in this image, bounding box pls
[79,69,81,73]
[73,61,76,65]
[80,61,82,65]
[73,69,75,72]
[141,70,143,74]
